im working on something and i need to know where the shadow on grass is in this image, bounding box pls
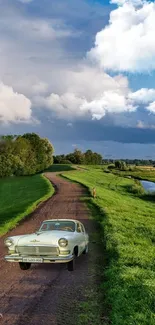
[141,193,155,202]
[45,164,76,172]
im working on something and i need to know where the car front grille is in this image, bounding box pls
[16,246,59,256]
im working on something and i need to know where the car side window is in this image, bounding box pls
[77,223,82,233]
[80,224,85,233]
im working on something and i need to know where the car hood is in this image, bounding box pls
[17,231,74,246]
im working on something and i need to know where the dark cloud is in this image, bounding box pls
[24,0,110,57]
[73,120,155,144]
[2,116,155,144]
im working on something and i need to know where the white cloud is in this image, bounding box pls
[80,91,135,120]
[88,1,155,72]
[1,0,155,126]
[18,0,33,3]
[128,88,155,103]
[136,119,155,128]
[0,82,32,124]
[38,92,85,118]
[146,101,155,114]
[33,65,136,120]
[36,66,155,120]
[110,0,144,6]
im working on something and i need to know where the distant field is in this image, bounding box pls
[111,167,155,182]
[0,174,54,236]
[137,165,155,170]
[64,166,155,325]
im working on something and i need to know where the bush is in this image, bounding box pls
[108,164,115,169]
[129,180,145,195]
[104,169,111,173]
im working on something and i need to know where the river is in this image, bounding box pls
[141,180,155,193]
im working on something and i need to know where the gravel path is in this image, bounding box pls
[0,173,101,325]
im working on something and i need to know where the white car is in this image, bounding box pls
[4,219,89,271]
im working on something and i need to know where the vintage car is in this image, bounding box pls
[4,219,89,271]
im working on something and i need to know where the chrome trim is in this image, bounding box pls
[15,245,59,256]
[5,254,74,263]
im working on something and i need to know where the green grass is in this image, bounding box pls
[0,174,54,236]
[63,166,155,325]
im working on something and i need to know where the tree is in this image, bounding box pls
[84,150,93,165]
[73,149,84,164]
[0,133,54,178]
[22,133,54,172]
[115,160,127,171]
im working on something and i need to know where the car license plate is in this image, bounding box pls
[23,257,43,263]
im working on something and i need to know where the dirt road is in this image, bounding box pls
[0,173,100,325]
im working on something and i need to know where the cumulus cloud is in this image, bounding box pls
[80,91,135,120]
[0,82,32,124]
[146,101,155,114]
[40,89,136,120]
[33,65,136,120]
[35,67,155,120]
[128,88,155,103]
[88,1,155,72]
[127,88,155,116]
[2,0,155,126]
[110,0,144,6]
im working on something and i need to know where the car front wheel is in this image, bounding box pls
[19,262,31,270]
[67,257,75,271]
[83,244,88,254]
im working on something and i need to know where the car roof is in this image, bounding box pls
[42,219,81,224]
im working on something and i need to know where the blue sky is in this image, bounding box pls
[1,0,155,158]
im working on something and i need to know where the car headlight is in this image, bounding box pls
[4,238,14,247]
[58,238,68,247]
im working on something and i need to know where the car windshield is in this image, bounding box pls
[39,221,75,232]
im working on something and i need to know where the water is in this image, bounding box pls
[141,180,155,193]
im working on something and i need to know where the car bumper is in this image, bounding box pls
[5,254,74,264]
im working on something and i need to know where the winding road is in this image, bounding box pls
[0,173,98,325]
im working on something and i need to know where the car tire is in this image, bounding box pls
[19,262,31,270]
[83,244,89,254]
[67,257,75,271]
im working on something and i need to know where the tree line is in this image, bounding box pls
[54,149,103,165]
[103,159,155,166]
[0,133,54,177]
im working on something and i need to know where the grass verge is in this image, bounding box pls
[77,199,110,325]
[63,166,155,325]
[0,174,54,236]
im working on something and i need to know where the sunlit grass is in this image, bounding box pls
[0,174,54,236]
[63,166,155,325]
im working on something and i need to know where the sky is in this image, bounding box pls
[1,0,155,158]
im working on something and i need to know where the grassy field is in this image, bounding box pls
[63,166,155,325]
[0,174,54,236]
[110,166,155,182]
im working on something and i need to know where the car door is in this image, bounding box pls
[76,223,85,255]
[80,224,89,248]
